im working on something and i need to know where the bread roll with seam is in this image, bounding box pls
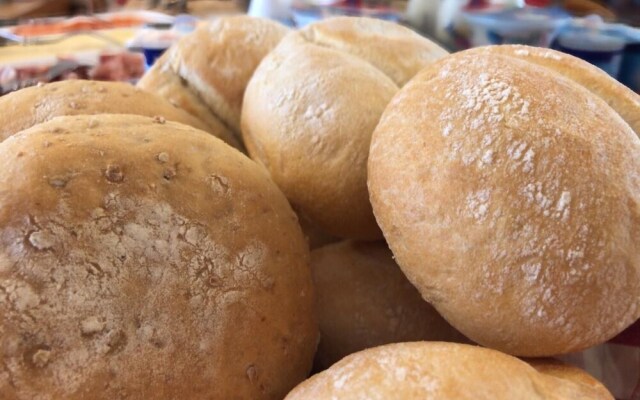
[463,45,640,135]
[137,15,289,149]
[285,342,614,399]
[312,240,467,369]
[242,17,448,240]
[0,80,229,144]
[0,114,317,400]
[368,51,640,356]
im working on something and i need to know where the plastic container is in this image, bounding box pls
[555,30,626,78]
[461,6,570,47]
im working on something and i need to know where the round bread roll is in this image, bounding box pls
[368,51,640,356]
[464,45,640,135]
[137,15,289,148]
[312,241,467,369]
[525,359,614,399]
[285,342,614,399]
[242,17,447,240]
[0,80,234,144]
[0,115,317,399]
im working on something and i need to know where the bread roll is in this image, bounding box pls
[525,359,614,399]
[0,115,317,399]
[0,80,232,144]
[368,51,640,356]
[312,241,467,369]
[242,17,447,240]
[464,45,640,135]
[285,342,614,399]
[138,15,289,148]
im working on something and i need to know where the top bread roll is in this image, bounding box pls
[137,15,289,149]
[368,51,640,356]
[464,45,640,135]
[242,17,447,240]
[0,114,317,400]
[285,342,614,399]
[0,80,225,143]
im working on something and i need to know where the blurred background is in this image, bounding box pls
[0,0,638,94]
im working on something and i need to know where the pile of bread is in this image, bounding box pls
[0,14,638,400]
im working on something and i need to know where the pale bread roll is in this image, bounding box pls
[526,359,614,400]
[464,45,640,135]
[285,342,614,399]
[138,15,289,147]
[312,241,467,369]
[0,115,317,400]
[368,51,640,356]
[0,80,228,144]
[242,17,447,240]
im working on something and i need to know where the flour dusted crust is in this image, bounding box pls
[368,52,640,356]
[464,45,640,135]
[138,15,289,146]
[285,342,614,400]
[311,241,467,369]
[0,80,217,143]
[242,17,447,240]
[0,115,317,400]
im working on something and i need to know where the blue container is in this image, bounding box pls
[618,27,640,93]
[554,31,626,78]
[142,47,168,69]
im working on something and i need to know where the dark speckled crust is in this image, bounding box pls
[0,114,317,400]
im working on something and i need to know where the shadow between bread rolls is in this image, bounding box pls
[368,47,640,357]
[311,240,468,370]
[241,17,448,240]
[0,115,318,399]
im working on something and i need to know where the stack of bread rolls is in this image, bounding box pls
[1,14,639,400]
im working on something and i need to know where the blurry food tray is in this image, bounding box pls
[0,10,174,45]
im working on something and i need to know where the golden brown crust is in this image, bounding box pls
[139,15,289,146]
[299,16,448,87]
[242,17,448,240]
[525,359,614,399]
[0,114,317,400]
[172,16,289,133]
[311,241,467,369]
[368,51,640,356]
[0,80,214,143]
[464,45,640,136]
[136,50,240,149]
[286,342,614,399]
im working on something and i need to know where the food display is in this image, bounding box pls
[0,52,146,96]
[0,13,639,400]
